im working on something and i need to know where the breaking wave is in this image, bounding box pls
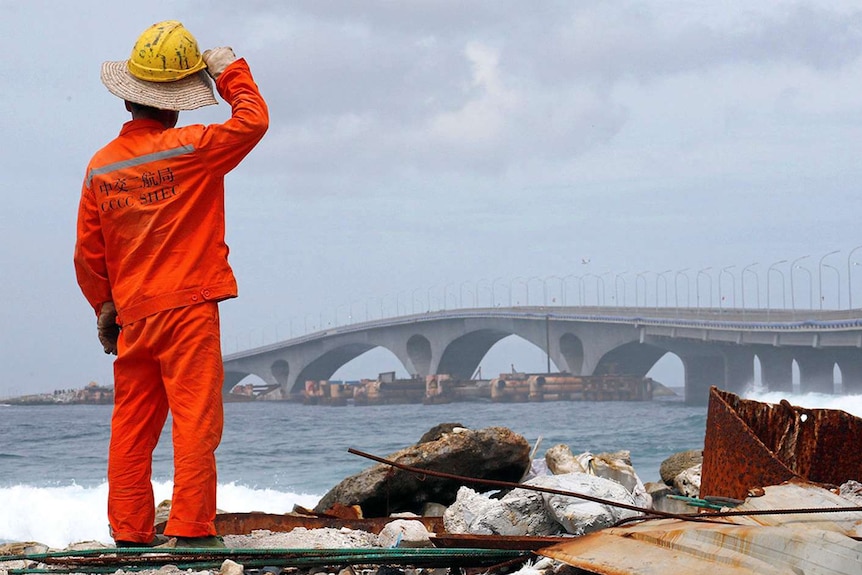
[0,481,320,549]
[742,389,862,417]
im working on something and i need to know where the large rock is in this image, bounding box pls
[659,449,703,485]
[315,426,530,517]
[417,423,466,444]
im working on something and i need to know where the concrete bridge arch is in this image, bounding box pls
[222,307,862,404]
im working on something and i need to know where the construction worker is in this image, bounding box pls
[74,21,268,548]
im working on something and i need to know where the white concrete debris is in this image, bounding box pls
[376,519,434,548]
[673,463,702,498]
[443,485,562,536]
[444,472,642,537]
[218,559,244,575]
[545,445,652,509]
[537,472,641,535]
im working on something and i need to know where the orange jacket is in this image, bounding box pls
[75,59,268,325]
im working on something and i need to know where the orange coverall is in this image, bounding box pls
[74,59,268,542]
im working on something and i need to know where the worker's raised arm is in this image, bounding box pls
[196,48,269,176]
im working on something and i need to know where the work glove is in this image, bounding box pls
[203,47,237,80]
[97,301,120,355]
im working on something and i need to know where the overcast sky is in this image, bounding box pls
[2,1,861,397]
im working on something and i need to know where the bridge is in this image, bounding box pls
[222,306,862,405]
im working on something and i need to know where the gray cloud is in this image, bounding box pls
[1,1,861,395]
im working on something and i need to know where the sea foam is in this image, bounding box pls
[0,481,320,549]
[743,390,862,417]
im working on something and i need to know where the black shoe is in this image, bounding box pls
[115,534,171,548]
[171,535,226,548]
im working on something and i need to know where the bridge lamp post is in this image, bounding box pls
[349,300,361,323]
[818,250,840,310]
[636,271,650,308]
[578,276,587,306]
[411,287,424,314]
[365,296,377,322]
[546,275,564,306]
[600,272,613,306]
[615,272,628,307]
[655,270,672,308]
[460,280,474,309]
[797,266,813,309]
[848,245,862,309]
[525,277,547,306]
[510,276,528,306]
[719,266,736,309]
[303,313,314,334]
[378,294,393,320]
[596,274,607,306]
[426,284,438,312]
[527,276,548,306]
[696,267,712,310]
[334,303,348,326]
[767,260,787,312]
[741,262,759,311]
[674,269,690,309]
[822,263,841,309]
[475,278,490,307]
[442,283,458,310]
[396,290,409,316]
[383,293,397,318]
[563,274,581,306]
[491,277,508,307]
[790,255,810,311]
[582,273,603,306]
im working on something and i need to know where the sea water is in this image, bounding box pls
[2,390,861,549]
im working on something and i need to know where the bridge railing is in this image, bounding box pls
[224,249,862,353]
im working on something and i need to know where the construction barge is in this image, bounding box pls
[302,371,657,405]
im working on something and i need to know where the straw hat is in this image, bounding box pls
[100,20,217,111]
[101,62,217,111]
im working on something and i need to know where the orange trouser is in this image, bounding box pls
[108,302,224,542]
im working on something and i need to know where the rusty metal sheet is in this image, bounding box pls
[701,387,862,500]
[725,482,862,537]
[538,518,862,575]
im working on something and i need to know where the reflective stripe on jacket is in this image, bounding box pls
[74,59,269,324]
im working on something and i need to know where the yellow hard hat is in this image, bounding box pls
[127,20,207,82]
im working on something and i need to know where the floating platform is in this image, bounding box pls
[303,372,656,405]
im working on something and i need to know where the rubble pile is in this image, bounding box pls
[0,422,703,575]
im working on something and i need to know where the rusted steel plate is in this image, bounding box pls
[538,519,862,575]
[158,512,444,536]
[725,482,862,537]
[701,387,862,500]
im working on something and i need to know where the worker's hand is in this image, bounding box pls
[97,301,120,355]
[202,47,237,80]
